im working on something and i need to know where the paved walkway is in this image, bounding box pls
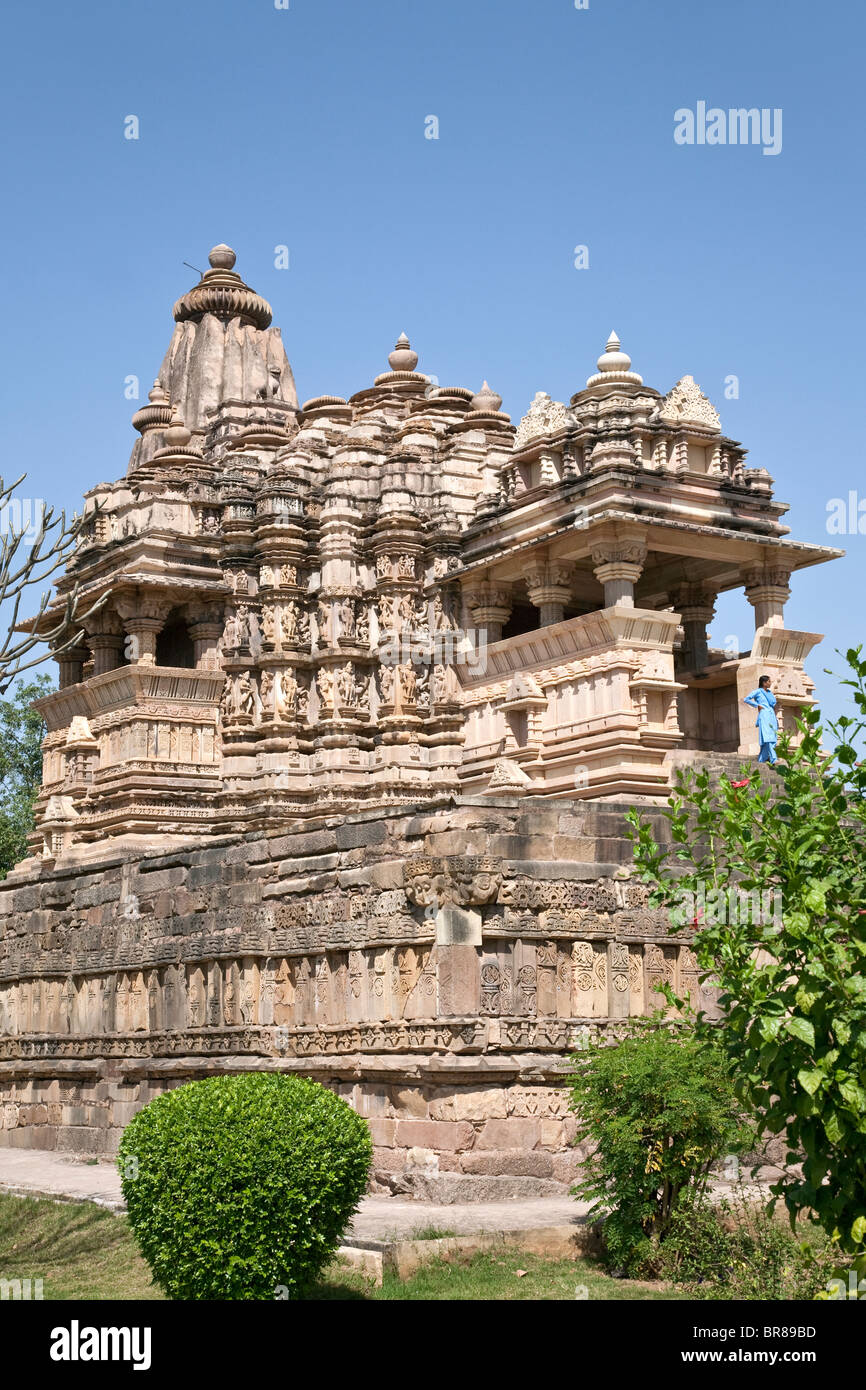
[0,1149,125,1210]
[0,1147,588,1235]
[0,1148,776,1244]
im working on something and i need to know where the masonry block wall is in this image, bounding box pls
[0,795,713,1193]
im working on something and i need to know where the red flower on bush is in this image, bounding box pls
[729,779,749,789]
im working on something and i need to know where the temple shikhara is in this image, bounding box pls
[0,247,839,1188]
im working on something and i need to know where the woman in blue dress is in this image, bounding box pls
[743,675,779,765]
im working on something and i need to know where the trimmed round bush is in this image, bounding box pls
[117,1072,372,1300]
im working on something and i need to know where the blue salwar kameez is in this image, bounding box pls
[743,687,779,764]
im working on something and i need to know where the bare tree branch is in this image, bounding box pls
[0,473,106,694]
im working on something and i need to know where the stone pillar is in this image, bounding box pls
[525,564,573,627]
[464,583,513,645]
[744,567,791,629]
[116,597,171,666]
[671,584,716,671]
[90,633,125,676]
[189,615,223,670]
[591,544,646,608]
[125,618,162,666]
[56,645,88,689]
[84,614,125,676]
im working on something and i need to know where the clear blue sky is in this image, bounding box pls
[1,0,863,720]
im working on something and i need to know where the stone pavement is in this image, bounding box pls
[0,1148,125,1210]
[0,1147,590,1235]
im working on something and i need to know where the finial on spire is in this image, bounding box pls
[173,245,272,329]
[208,244,236,271]
[596,331,632,375]
[582,330,643,391]
[471,380,503,413]
[388,333,419,372]
[163,407,192,450]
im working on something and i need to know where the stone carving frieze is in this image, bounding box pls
[403,855,502,907]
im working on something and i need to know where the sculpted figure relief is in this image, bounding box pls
[259,670,274,713]
[317,666,335,710]
[432,592,450,631]
[416,665,431,710]
[235,605,251,647]
[433,663,449,703]
[281,602,298,644]
[378,663,395,704]
[337,597,355,639]
[275,668,298,719]
[317,600,331,645]
[397,594,413,629]
[336,662,354,706]
[378,594,396,632]
[398,664,416,704]
[353,669,370,709]
[222,611,239,649]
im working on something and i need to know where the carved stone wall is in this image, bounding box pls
[0,796,711,1191]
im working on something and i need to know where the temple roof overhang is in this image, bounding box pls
[453,506,842,595]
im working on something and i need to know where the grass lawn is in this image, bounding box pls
[317,1250,690,1300]
[0,1192,687,1301]
[0,1192,163,1301]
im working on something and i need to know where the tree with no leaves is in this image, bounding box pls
[0,472,104,694]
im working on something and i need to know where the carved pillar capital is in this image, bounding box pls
[463,583,513,643]
[591,544,646,608]
[525,564,573,626]
[115,595,172,665]
[743,567,791,629]
[670,584,717,626]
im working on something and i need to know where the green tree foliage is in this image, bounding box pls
[627,647,866,1258]
[0,675,50,878]
[569,1018,751,1275]
[118,1073,372,1300]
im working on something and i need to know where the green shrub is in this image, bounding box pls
[569,1018,752,1276]
[628,647,866,1257]
[657,1199,733,1285]
[660,1188,842,1300]
[118,1072,372,1300]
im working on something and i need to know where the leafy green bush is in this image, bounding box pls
[569,1018,751,1276]
[628,646,866,1259]
[656,1198,732,1285]
[660,1188,842,1300]
[118,1072,372,1300]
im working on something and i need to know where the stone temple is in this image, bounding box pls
[0,246,839,1192]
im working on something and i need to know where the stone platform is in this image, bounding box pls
[0,793,715,1185]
